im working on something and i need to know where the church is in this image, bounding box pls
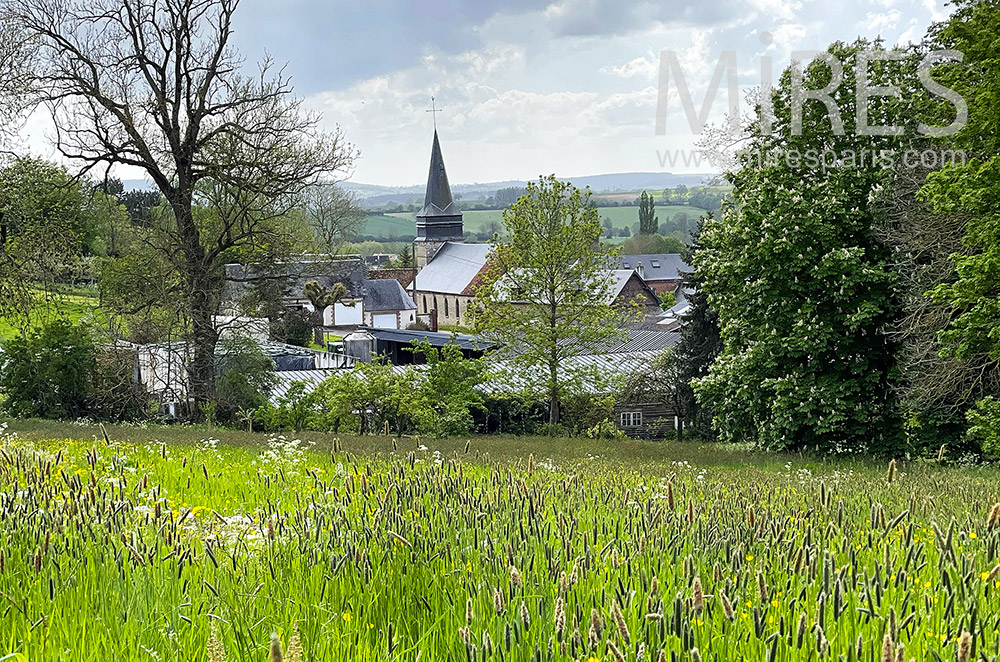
[407,129,662,329]
[410,129,490,327]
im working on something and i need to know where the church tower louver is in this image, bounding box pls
[414,130,463,268]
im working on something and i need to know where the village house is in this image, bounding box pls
[620,253,690,298]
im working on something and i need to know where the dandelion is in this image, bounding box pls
[269,633,283,662]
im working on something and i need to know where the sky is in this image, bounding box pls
[18,0,952,187]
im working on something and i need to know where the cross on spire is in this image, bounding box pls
[425,96,443,130]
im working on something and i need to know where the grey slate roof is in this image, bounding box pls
[223,258,367,304]
[414,242,490,295]
[363,279,416,312]
[619,254,690,281]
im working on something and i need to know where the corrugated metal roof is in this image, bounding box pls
[414,242,490,294]
[365,327,495,351]
[271,370,339,401]
[604,329,680,353]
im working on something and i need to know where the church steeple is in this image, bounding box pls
[415,129,464,244]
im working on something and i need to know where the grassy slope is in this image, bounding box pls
[0,288,102,343]
[2,419,998,660]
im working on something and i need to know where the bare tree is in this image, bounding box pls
[0,16,36,151]
[303,182,366,257]
[6,0,357,411]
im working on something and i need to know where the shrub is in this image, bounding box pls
[215,338,278,423]
[0,320,97,419]
[966,397,1000,455]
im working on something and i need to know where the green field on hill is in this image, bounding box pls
[363,204,709,239]
[2,419,997,661]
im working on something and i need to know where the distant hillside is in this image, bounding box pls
[343,172,715,207]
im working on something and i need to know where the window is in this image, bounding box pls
[422,296,427,312]
[651,260,660,268]
[433,296,438,311]
[444,298,449,317]
[619,411,642,428]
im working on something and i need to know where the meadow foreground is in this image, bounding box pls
[1,423,998,661]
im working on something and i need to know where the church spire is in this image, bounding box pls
[415,129,463,242]
[420,130,457,216]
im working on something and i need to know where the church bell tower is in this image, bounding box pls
[414,129,464,268]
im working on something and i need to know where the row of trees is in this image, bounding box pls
[670,0,1000,456]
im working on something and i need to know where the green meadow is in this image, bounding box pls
[363,205,709,239]
[1,420,998,661]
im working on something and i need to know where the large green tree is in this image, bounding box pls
[473,175,634,430]
[694,41,921,453]
[918,0,1000,447]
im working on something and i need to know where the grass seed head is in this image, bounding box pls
[721,592,734,621]
[510,565,523,589]
[521,601,531,628]
[887,459,897,484]
[206,624,227,662]
[881,634,893,662]
[269,633,283,662]
[606,639,626,662]
[958,631,972,662]
[692,576,704,613]
[988,503,1000,529]
[494,587,506,615]
[610,599,630,645]
[285,626,304,662]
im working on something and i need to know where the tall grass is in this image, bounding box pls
[1,425,998,660]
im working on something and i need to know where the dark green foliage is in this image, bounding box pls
[671,215,720,439]
[638,191,658,234]
[269,308,314,348]
[215,339,278,422]
[0,320,97,419]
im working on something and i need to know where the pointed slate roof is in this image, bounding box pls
[417,130,460,218]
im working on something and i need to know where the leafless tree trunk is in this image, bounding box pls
[6,0,357,413]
